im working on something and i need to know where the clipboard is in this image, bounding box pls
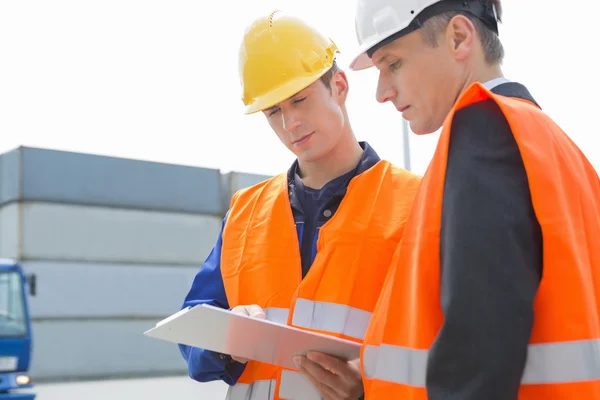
[143,304,361,370]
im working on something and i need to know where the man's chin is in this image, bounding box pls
[409,120,442,136]
[295,149,324,164]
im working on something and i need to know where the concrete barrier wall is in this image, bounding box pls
[0,146,274,381]
[0,147,223,215]
[221,171,271,209]
[0,202,222,265]
[21,261,198,319]
[29,320,187,379]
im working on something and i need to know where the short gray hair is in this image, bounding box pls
[421,0,504,65]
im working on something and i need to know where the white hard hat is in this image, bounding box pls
[350,0,499,71]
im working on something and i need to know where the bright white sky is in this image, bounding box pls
[1,1,598,177]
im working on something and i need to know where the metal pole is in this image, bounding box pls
[402,118,411,171]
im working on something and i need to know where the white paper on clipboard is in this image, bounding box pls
[143,303,361,370]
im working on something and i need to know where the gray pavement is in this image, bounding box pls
[24,376,228,400]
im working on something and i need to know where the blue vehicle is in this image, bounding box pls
[0,261,36,400]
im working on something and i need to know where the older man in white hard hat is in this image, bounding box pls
[343,0,600,399]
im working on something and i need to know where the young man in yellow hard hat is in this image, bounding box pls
[178,10,422,400]
[348,0,600,399]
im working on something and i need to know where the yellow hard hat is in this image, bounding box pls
[239,11,339,114]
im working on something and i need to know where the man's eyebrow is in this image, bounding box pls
[376,53,390,65]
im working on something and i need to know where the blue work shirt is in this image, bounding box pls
[178,142,381,385]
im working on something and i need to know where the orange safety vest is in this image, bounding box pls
[361,82,600,399]
[220,160,421,400]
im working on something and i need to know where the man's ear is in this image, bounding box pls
[445,14,476,61]
[332,70,349,103]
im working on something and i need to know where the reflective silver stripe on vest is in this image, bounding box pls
[522,340,600,384]
[226,379,275,400]
[279,370,322,400]
[363,344,428,387]
[225,372,321,400]
[264,307,289,325]
[364,339,600,386]
[292,298,372,340]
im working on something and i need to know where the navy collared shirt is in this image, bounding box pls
[287,141,381,277]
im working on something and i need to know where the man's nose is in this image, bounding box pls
[282,110,302,133]
[376,76,397,104]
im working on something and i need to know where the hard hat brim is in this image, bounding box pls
[244,65,334,115]
[349,50,374,71]
[348,34,395,71]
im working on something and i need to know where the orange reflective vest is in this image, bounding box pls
[220,160,421,400]
[361,82,600,399]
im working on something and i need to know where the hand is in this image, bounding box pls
[294,351,364,400]
[229,304,266,363]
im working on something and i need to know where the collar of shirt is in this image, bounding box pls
[484,77,511,90]
[485,79,541,109]
[287,141,381,218]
